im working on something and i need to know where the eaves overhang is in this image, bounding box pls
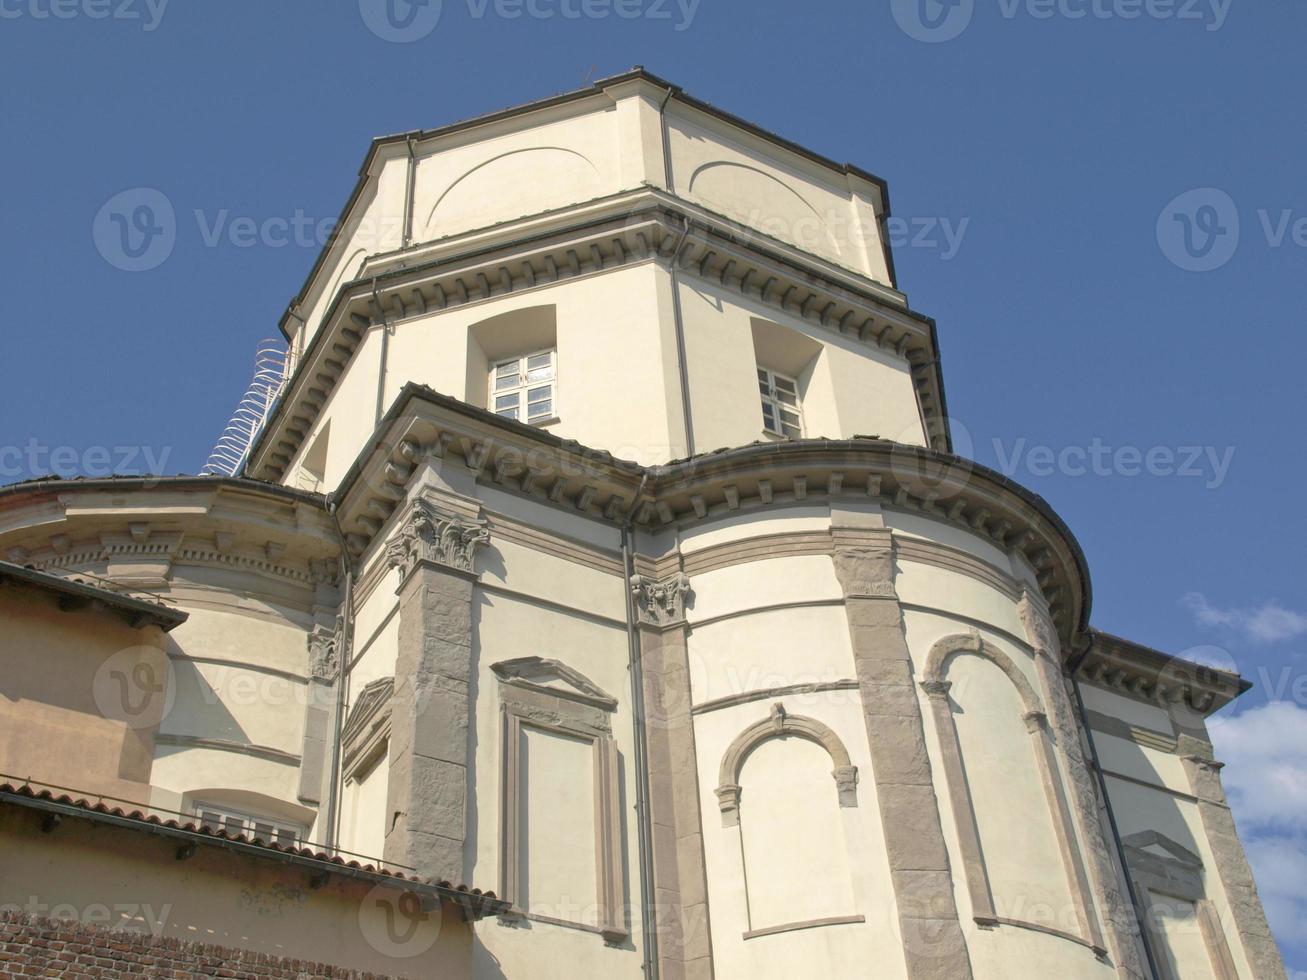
[249,191,950,484]
[0,476,339,588]
[330,384,1088,649]
[279,66,895,340]
[1080,628,1252,717]
[0,559,188,632]
[0,782,509,918]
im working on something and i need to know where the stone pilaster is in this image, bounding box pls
[1175,729,1287,980]
[1018,590,1147,979]
[831,526,974,980]
[297,619,342,805]
[382,494,488,883]
[632,571,713,980]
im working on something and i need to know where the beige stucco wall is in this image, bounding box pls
[0,804,472,977]
[0,583,162,806]
[676,504,1123,980]
[287,255,926,493]
[291,78,897,360]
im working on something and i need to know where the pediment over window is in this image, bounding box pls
[1123,831,1203,870]
[491,656,617,712]
[341,676,394,777]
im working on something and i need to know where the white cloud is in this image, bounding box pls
[1181,593,1307,644]
[1213,702,1307,967]
[1216,701,1307,830]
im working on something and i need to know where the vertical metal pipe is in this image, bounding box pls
[322,499,356,853]
[621,478,658,978]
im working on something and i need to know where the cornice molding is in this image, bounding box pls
[328,387,1088,646]
[0,480,340,598]
[250,191,948,482]
[1079,629,1250,717]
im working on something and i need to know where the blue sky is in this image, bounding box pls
[1,0,1303,970]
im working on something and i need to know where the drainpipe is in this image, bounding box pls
[621,474,658,979]
[666,218,695,459]
[322,497,356,853]
[402,133,418,249]
[1067,637,1162,980]
[655,88,695,460]
[371,280,390,427]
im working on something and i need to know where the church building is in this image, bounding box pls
[0,69,1284,980]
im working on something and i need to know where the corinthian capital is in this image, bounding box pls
[631,573,692,628]
[1017,587,1060,660]
[832,545,897,599]
[385,496,489,582]
[307,619,342,682]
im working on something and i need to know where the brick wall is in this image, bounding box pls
[0,910,401,979]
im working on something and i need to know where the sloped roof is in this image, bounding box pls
[0,781,508,917]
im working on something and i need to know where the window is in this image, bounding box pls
[758,367,802,438]
[193,803,302,847]
[491,350,556,423]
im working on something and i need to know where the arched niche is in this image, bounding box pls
[715,702,858,827]
[921,630,1104,953]
[714,702,864,938]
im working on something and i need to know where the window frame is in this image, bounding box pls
[192,802,304,847]
[757,366,803,439]
[490,348,558,425]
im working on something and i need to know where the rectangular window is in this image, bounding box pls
[758,367,802,438]
[491,350,556,424]
[194,803,302,847]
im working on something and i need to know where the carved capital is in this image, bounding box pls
[631,572,692,628]
[832,545,897,599]
[715,784,742,827]
[1017,588,1060,660]
[385,496,489,583]
[919,679,952,701]
[307,620,342,682]
[1022,709,1048,734]
[832,765,859,807]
